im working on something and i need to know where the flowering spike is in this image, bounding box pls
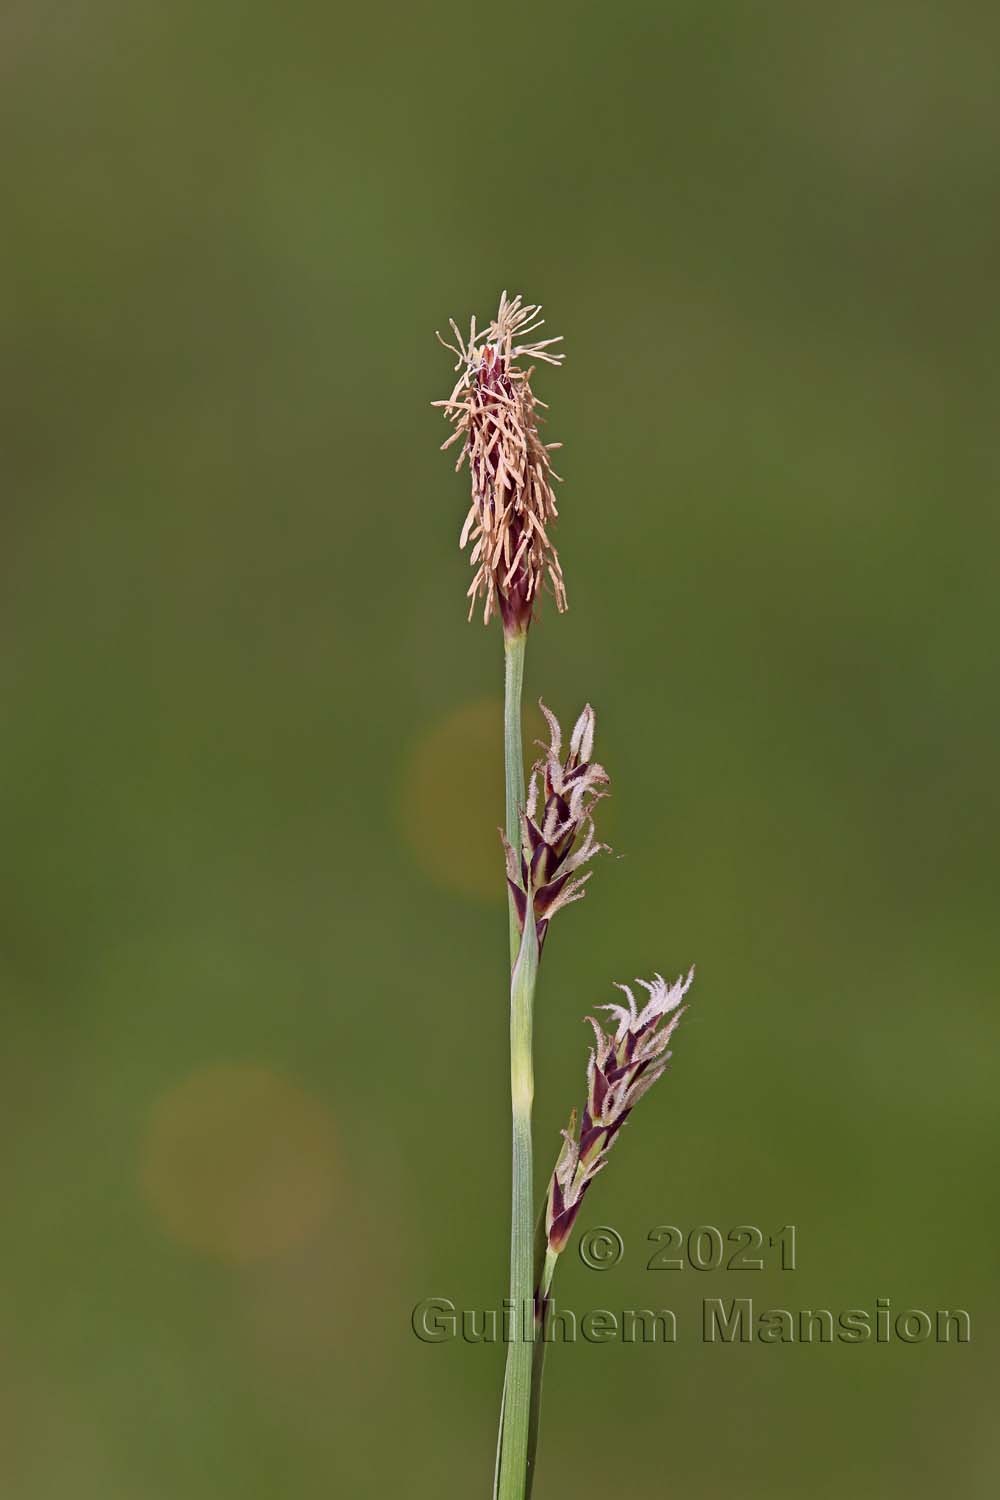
[542,971,694,1260]
[504,702,609,949]
[435,293,566,633]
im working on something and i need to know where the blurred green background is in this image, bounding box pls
[3,1,998,1495]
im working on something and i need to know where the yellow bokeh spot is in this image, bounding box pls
[141,1064,337,1263]
[401,697,545,902]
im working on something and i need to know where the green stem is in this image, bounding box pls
[497,913,538,1500]
[538,1246,558,1303]
[524,1248,560,1500]
[496,625,535,1500]
[503,628,527,966]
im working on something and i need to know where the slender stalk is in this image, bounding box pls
[497,911,538,1500]
[524,1248,559,1500]
[503,628,527,965]
[496,623,534,1500]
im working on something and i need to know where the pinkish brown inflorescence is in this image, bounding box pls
[545,969,694,1256]
[502,701,609,952]
[434,292,566,634]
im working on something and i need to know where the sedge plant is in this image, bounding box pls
[436,293,694,1500]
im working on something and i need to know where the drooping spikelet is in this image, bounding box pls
[502,701,608,951]
[545,970,694,1255]
[434,292,566,633]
